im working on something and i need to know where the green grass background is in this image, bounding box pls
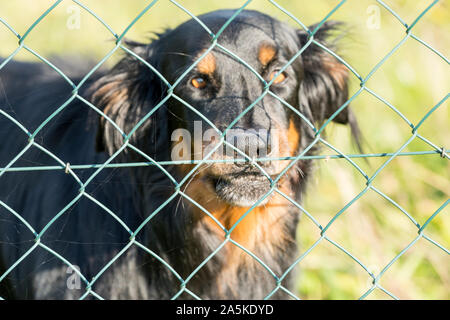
[0,0,448,299]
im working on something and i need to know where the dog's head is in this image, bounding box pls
[92,9,357,209]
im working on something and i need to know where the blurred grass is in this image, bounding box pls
[0,0,448,300]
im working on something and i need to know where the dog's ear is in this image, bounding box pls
[298,21,355,126]
[89,40,166,156]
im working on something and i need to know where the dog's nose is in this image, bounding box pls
[225,128,271,160]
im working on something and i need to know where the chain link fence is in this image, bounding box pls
[0,0,448,300]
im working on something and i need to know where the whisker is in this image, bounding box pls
[164,51,194,58]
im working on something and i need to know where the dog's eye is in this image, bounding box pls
[191,77,207,89]
[269,70,287,84]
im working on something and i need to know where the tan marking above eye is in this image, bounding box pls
[258,43,277,66]
[191,77,207,89]
[269,70,287,84]
[197,52,216,75]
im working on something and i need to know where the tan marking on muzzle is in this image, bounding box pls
[287,119,300,155]
[183,177,291,253]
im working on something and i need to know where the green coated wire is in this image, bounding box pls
[0,0,448,301]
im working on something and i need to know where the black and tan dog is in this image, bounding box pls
[0,9,357,299]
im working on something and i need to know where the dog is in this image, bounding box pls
[0,9,357,299]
